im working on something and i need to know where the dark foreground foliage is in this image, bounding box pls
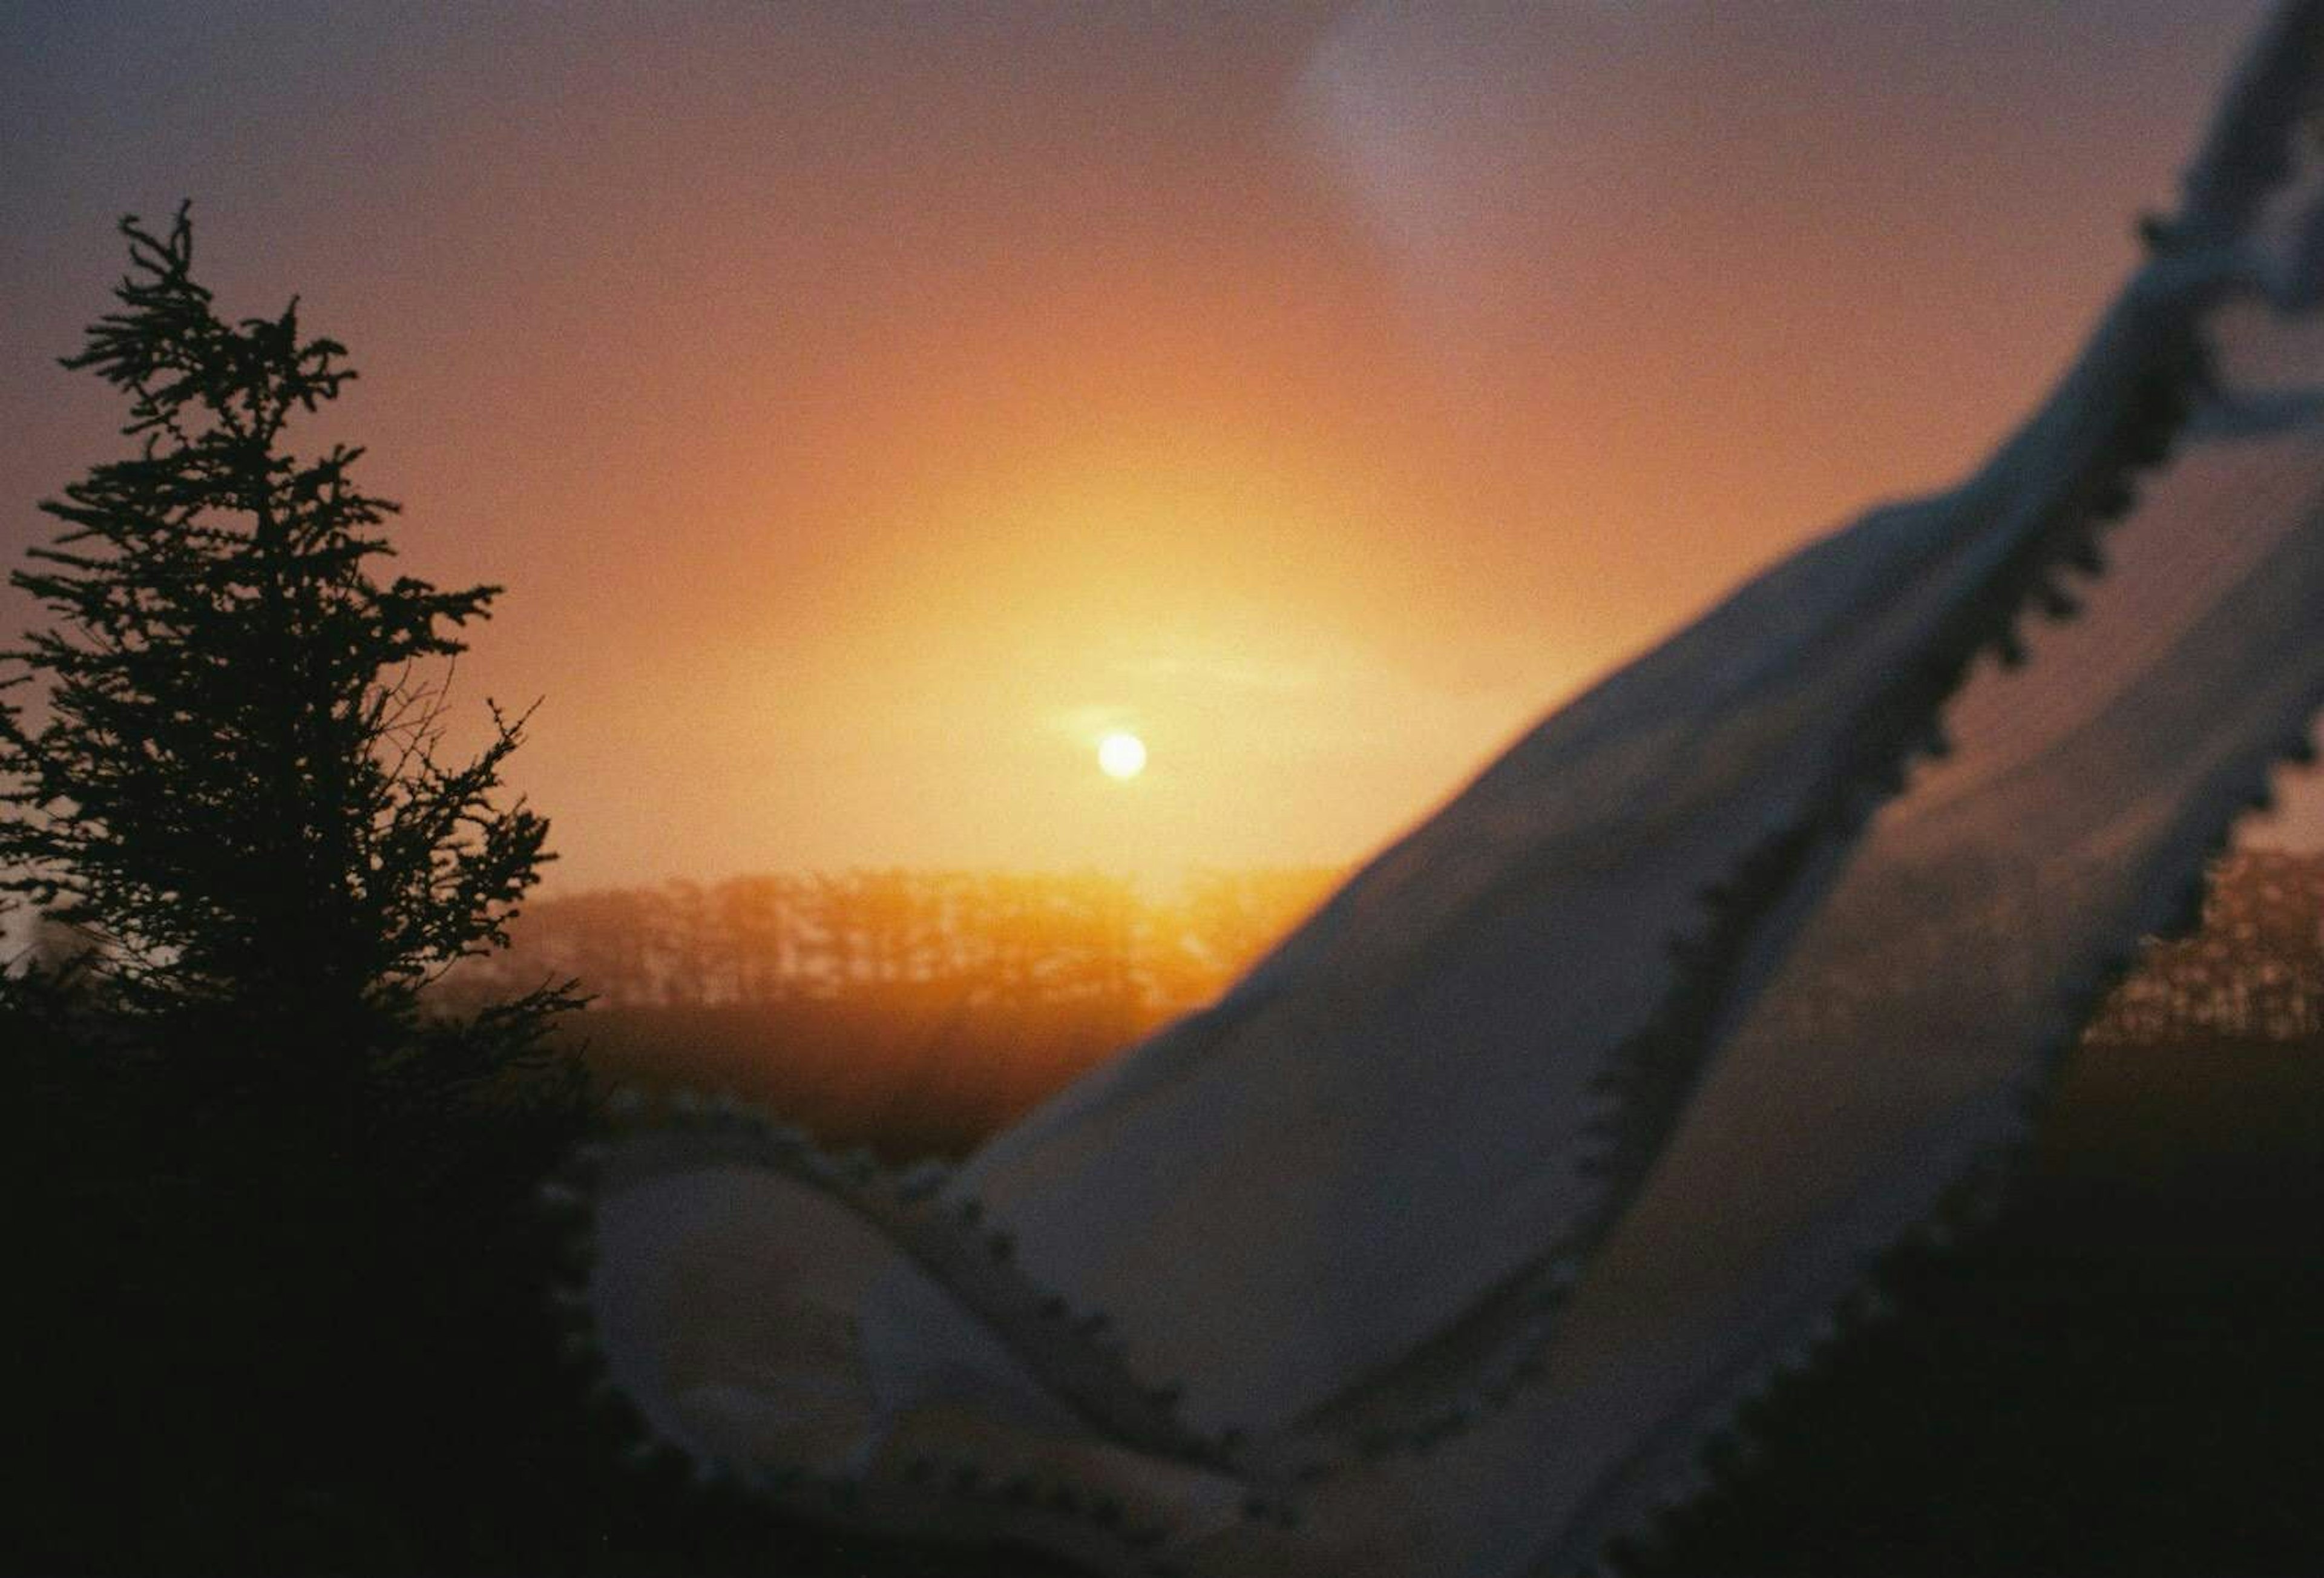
[1633,1038,2324,1578]
[8,968,2323,1574]
[1,962,1105,1577]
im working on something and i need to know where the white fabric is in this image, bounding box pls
[582,7,2324,1574]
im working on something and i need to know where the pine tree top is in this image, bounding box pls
[0,205,571,1057]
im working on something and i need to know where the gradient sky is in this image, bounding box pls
[5,1,2314,891]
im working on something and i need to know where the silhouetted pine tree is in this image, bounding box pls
[0,204,577,1084]
[0,205,592,1571]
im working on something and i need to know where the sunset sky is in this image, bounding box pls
[5,1,2314,892]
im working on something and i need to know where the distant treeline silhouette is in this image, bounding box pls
[438,866,1348,1015]
[408,853,2324,1045]
[2087,849,2324,1042]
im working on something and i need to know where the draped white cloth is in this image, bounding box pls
[571,7,2324,1574]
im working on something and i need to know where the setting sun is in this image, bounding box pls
[1097,731,1148,781]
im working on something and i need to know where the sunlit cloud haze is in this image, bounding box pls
[8,0,2316,891]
